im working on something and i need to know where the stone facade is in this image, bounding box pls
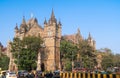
[6,10,98,71]
[8,10,61,71]
[63,28,96,49]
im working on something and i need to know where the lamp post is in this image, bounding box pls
[17,38,21,71]
[72,51,74,72]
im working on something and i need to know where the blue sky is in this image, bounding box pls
[0,0,120,54]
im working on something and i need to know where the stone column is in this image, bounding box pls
[37,51,41,70]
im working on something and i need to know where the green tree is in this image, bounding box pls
[98,48,115,70]
[60,37,97,70]
[60,39,78,71]
[113,54,120,67]
[11,36,43,71]
[77,40,97,69]
[64,60,72,71]
[0,53,10,70]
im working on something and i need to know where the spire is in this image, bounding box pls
[15,23,18,30]
[49,9,57,24]
[88,32,92,40]
[77,28,80,35]
[34,18,38,23]
[76,28,82,42]
[51,8,55,19]
[22,16,26,24]
[58,20,62,26]
[44,18,47,24]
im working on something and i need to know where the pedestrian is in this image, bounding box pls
[1,72,6,78]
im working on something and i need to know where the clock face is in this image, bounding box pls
[47,28,52,36]
[48,30,52,36]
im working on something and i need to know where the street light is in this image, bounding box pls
[72,51,74,72]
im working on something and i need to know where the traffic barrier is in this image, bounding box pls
[87,73,90,78]
[103,74,107,78]
[109,74,113,78]
[60,72,63,78]
[92,73,95,78]
[116,74,120,78]
[59,72,120,78]
[98,73,101,78]
[83,73,85,78]
[78,73,81,78]
[66,73,69,78]
[70,72,72,78]
[63,72,65,78]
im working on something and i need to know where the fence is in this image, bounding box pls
[60,72,120,78]
[37,72,120,78]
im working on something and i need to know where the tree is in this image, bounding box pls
[113,54,120,67]
[77,40,97,69]
[97,48,116,70]
[60,39,78,71]
[10,36,43,71]
[60,37,97,71]
[0,53,10,70]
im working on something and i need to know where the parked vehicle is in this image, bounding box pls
[17,70,28,77]
[0,70,7,78]
[6,72,17,78]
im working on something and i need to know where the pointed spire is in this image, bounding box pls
[15,23,18,30]
[34,18,38,23]
[88,32,92,40]
[76,28,82,42]
[49,8,56,24]
[77,28,80,35]
[22,16,26,24]
[44,18,47,24]
[58,20,62,26]
[51,8,55,19]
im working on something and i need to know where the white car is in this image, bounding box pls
[6,72,17,78]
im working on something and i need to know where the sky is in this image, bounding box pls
[0,0,120,54]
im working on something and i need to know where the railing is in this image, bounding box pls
[37,72,120,78]
[60,72,120,78]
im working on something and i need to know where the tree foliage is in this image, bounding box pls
[77,40,97,69]
[10,36,43,71]
[0,54,10,70]
[60,37,97,71]
[60,39,78,61]
[98,48,120,70]
[60,39,78,71]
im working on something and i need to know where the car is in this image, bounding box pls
[6,72,17,78]
[36,70,42,75]
[0,70,7,78]
[17,70,28,77]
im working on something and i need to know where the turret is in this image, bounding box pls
[76,28,83,43]
[48,9,57,25]
[22,16,26,24]
[20,16,27,33]
[32,18,38,25]
[88,32,92,40]
[44,18,47,26]
[87,32,96,49]
[58,20,62,26]
[0,42,3,47]
[14,23,19,33]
